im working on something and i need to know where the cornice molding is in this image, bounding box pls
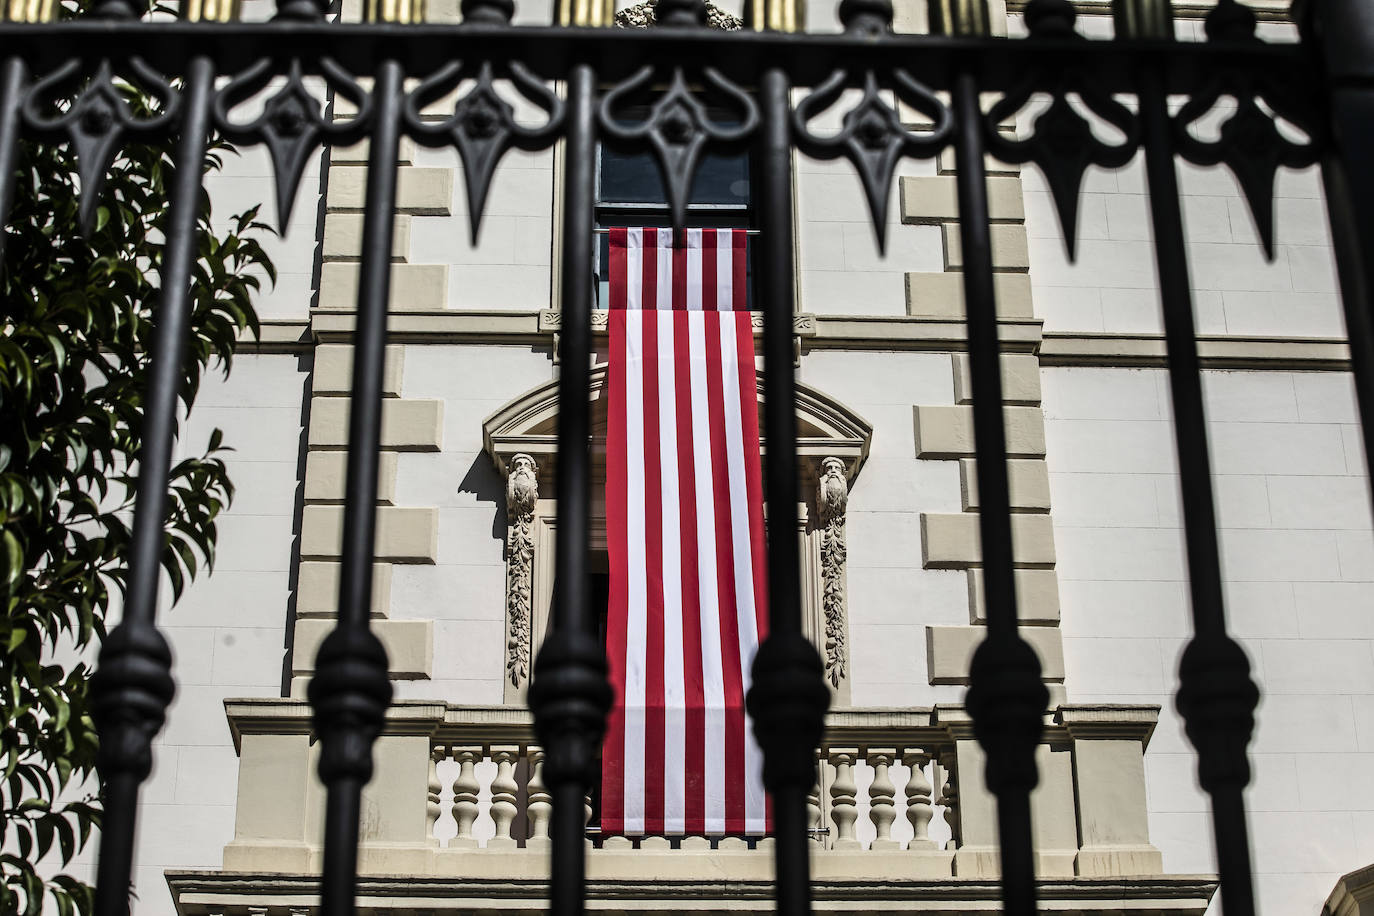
[246,314,1352,373]
[1040,332,1352,371]
[1005,0,1294,22]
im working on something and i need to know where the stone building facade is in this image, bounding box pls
[68,0,1374,913]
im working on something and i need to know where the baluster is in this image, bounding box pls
[937,750,961,850]
[527,746,552,851]
[585,790,595,849]
[828,748,860,850]
[867,749,898,850]
[427,747,443,844]
[489,746,520,849]
[807,752,823,845]
[903,749,936,850]
[451,747,481,848]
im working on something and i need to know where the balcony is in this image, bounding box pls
[166,700,1215,915]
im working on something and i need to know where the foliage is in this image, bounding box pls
[0,115,275,913]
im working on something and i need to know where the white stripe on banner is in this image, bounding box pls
[716,231,733,313]
[686,229,703,311]
[688,309,727,832]
[627,228,642,311]
[718,319,766,833]
[623,306,647,835]
[658,304,686,833]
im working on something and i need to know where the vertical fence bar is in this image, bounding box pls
[0,55,27,264]
[1137,61,1259,916]
[949,69,1046,916]
[307,55,402,916]
[746,63,828,916]
[1300,0,1374,498]
[88,54,216,916]
[529,60,609,916]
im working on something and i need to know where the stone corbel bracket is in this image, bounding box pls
[503,454,538,689]
[817,456,850,689]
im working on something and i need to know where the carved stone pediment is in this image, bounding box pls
[481,365,872,486]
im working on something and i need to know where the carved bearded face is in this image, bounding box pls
[507,454,538,514]
[819,457,847,517]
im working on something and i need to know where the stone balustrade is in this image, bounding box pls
[220,699,1165,881]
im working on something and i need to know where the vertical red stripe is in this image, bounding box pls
[672,231,688,310]
[702,309,748,834]
[609,227,627,311]
[641,229,666,835]
[671,309,707,834]
[733,229,748,312]
[602,303,629,834]
[733,307,771,833]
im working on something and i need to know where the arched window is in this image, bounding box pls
[483,366,872,707]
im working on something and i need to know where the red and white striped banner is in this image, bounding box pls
[602,227,771,836]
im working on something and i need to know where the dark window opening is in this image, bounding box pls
[594,139,756,309]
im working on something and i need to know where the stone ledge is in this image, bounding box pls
[900,175,1026,224]
[323,212,412,262]
[905,272,1035,320]
[300,505,439,563]
[297,560,393,617]
[328,166,453,214]
[312,344,406,397]
[1325,863,1374,916]
[943,223,1030,271]
[234,319,312,353]
[291,618,433,678]
[926,624,1066,683]
[937,145,1021,176]
[921,511,1056,568]
[318,262,450,311]
[304,450,399,504]
[167,870,1217,914]
[952,352,1042,405]
[959,458,1051,512]
[967,568,1061,625]
[1040,331,1353,371]
[309,398,444,451]
[913,405,1047,459]
[329,136,417,166]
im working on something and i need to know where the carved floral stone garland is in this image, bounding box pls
[614,0,743,29]
[818,457,849,688]
[505,454,538,687]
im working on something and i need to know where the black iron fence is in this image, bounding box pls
[2,0,1371,913]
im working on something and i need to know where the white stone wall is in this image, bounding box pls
[389,343,556,701]
[799,350,970,706]
[796,153,945,317]
[1045,365,1374,915]
[64,356,308,916]
[406,146,556,311]
[1018,16,1344,340]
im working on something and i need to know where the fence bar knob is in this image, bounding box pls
[927,0,987,35]
[557,0,613,26]
[1111,0,1174,39]
[1,0,56,20]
